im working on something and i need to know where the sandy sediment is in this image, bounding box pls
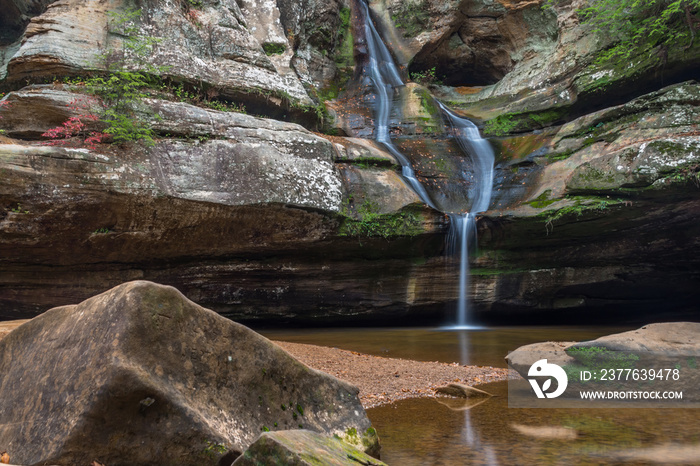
[275,341,512,408]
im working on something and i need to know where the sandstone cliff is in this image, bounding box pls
[1,0,698,323]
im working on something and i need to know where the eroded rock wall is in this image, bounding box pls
[0,85,447,322]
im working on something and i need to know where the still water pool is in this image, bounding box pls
[260,326,700,465]
[369,381,700,465]
[259,326,633,367]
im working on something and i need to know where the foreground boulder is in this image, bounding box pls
[232,430,387,466]
[0,281,379,465]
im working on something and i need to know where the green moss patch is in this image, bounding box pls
[339,201,424,239]
[262,42,286,56]
[483,108,568,137]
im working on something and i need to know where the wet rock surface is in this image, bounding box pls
[232,429,385,466]
[0,281,378,465]
[467,81,700,322]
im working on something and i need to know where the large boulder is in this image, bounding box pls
[0,281,379,465]
[570,322,700,361]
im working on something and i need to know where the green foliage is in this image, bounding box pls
[339,200,423,239]
[87,8,170,145]
[484,107,568,136]
[334,7,355,87]
[541,196,620,234]
[410,67,441,86]
[202,440,227,459]
[338,7,351,31]
[563,346,640,383]
[350,156,391,169]
[547,149,576,162]
[391,0,430,37]
[527,189,558,208]
[545,0,700,64]
[10,204,29,214]
[262,42,286,55]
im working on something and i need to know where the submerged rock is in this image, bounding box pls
[510,424,578,441]
[0,281,379,465]
[435,383,493,399]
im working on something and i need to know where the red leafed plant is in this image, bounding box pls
[41,98,109,149]
[0,98,11,115]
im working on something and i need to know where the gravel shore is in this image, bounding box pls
[275,341,512,408]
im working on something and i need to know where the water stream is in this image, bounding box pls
[359,0,436,209]
[441,103,495,328]
[262,326,700,465]
[359,0,494,326]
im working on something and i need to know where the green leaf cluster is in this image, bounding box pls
[410,67,441,86]
[262,42,286,56]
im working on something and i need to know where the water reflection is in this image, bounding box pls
[260,326,633,368]
[367,381,700,465]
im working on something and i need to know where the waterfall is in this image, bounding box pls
[440,102,495,328]
[358,0,435,209]
[358,0,494,327]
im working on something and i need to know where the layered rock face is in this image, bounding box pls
[0,85,446,322]
[0,0,455,322]
[466,81,700,322]
[1,0,352,111]
[0,281,379,465]
[360,0,700,322]
[1,0,698,324]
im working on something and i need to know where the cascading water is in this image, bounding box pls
[358,0,494,328]
[440,103,495,328]
[358,0,435,209]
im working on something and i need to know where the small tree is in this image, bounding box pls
[89,8,169,145]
